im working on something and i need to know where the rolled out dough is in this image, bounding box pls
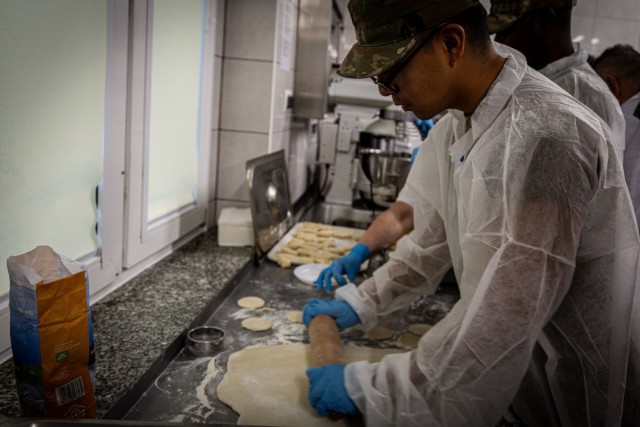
[217,344,400,426]
[237,296,265,309]
[241,317,272,332]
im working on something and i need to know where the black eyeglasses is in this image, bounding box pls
[370,25,444,94]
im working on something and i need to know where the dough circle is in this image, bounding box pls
[237,296,265,309]
[365,326,394,340]
[408,323,433,337]
[287,310,303,323]
[241,317,272,332]
[398,331,420,348]
[217,344,399,426]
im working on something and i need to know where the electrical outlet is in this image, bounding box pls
[283,89,293,111]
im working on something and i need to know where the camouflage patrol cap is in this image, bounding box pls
[338,0,479,79]
[487,0,577,34]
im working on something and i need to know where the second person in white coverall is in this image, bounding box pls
[489,0,626,162]
[593,44,640,227]
[302,1,640,426]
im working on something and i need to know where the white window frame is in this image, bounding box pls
[124,0,214,267]
[82,0,128,297]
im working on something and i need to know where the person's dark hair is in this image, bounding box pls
[550,6,572,27]
[592,44,640,81]
[420,4,490,56]
[452,3,491,54]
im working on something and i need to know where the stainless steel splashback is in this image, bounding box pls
[293,0,333,119]
[246,151,294,258]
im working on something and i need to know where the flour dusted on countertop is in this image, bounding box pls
[195,356,219,410]
[159,356,222,424]
[230,306,306,347]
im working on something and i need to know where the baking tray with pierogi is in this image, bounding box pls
[267,222,367,268]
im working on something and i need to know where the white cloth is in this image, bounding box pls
[621,92,640,226]
[335,43,640,427]
[539,43,626,162]
[396,179,417,207]
[622,94,640,427]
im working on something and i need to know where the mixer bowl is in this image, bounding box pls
[360,148,412,191]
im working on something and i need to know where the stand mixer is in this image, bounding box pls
[315,71,423,228]
[355,106,422,208]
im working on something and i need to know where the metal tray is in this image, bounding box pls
[246,151,294,258]
[266,221,366,266]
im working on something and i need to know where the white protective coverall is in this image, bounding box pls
[621,92,640,225]
[335,43,640,427]
[539,43,626,162]
[396,181,417,207]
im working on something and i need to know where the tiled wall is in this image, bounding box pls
[573,0,640,56]
[479,0,640,55]
[209,0,311,226]
[208,0,226,226]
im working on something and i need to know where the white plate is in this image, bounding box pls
[293,263,327,285]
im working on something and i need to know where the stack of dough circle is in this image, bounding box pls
[237,296,265,309]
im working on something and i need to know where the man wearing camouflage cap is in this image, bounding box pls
[302,0,640,426]
[489,0,626,162]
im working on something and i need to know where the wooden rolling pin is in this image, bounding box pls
[308,314,346,419]
[309,314,345,366]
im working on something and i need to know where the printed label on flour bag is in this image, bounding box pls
[8,246,96,418]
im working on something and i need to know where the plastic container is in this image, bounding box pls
[217,207,254,247]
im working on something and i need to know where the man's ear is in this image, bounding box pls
[440,24,465,67]
[602,75,622,102]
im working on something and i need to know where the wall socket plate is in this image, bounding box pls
[283,89,293,111]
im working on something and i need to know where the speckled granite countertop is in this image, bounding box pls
[0,232,253,419]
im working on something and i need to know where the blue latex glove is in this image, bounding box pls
[306,364,359,417]
[314,243,370,293]
[410,146,420,164]
[413,117,434,140]
[302,298,361,329]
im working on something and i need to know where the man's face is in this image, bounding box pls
[374,35,454,119]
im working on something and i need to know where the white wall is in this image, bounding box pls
[479,0,640,55]
[573,0,640,55]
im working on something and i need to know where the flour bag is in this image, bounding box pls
[8,246,96,418]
